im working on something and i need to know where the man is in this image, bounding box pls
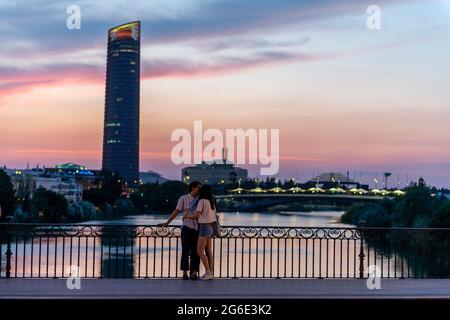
[158,181,201,280]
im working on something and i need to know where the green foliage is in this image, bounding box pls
[391,185,436,227]
[130,181,187,213]
[22,193,31,213]
[78,201,96,220]
[0,169,16,219]
[429,203,450,228]
[341,202,392,227]
[113,198,136,216]
[31,187,68,222]
[341,185,450,228]
[99,202,113,219]
[341,203,366,224]
[359,204,392,227]
[83,188,109,207]
[68,202,83,221]
[14,208,32,222]
[82,170,123,206]
[240,179,259,189]
[67,201,96,221]
[282,179,297,189]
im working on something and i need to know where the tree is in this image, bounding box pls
[341,185,449,228]
[358,204,391,227]
[83,188,109,207]
[31,187,68,222]
[392,185,436,227]
[78,201,96,220]
[129,191,151,212]
[100,202,113,218]
[83,170,123,206]
[155,181,187,212]
[22,192,31,213]
[341,203,366,224]
[429,203,450,228]
[68,202,83,221]
[14,208,32,222]
[129,181,188,213]
[113,198,136,216]
[68,200,97,221]
[283,178,297,189]
[0,169,16,220]
[241,179,258,189]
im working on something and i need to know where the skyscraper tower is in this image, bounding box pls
[102,21,140,185]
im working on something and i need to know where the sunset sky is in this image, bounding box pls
[1,0,449,187]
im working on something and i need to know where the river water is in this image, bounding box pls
[3,211,427,279]
[84,210,349,228]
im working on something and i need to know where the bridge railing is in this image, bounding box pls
[0,222,449,279]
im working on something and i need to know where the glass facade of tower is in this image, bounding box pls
[102,21,140,185]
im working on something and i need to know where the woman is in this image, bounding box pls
[184,184,217,280]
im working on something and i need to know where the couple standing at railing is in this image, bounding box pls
[158,181,220,281]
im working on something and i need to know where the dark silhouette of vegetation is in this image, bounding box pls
[129,180,188,213]
[11,170,139,222]
[341,182,450,277]
[31,187,68,222]
[429,203,450,228]
[0,169,16,220]
[341,184,449,228]
[82,170,123,206]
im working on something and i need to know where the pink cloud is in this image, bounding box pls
[0,51,335,102]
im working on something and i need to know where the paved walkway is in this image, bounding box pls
[1,279,449,299]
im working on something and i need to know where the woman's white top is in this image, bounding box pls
[196,199,217,224]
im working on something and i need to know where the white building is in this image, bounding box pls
[36,176,83,202]
[182,161,248,185]
[3,167,83,202]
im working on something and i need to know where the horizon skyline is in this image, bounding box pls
[0,160,436,190]
[1,0,450,187]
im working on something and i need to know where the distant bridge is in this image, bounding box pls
[216,193,390,211]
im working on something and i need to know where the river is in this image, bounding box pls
[3,211,433,279]
[83,210,348,227]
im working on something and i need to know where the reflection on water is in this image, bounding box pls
[2,211,350,278]
[83,210,349,228]
[100,227,134,278]
[3,211,446,278]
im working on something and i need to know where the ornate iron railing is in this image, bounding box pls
[0,222,449,279]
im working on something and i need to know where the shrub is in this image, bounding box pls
[68,202,83,221]
[78,201,96,220]
[14,208,32,222]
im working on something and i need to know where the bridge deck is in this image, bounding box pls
[1,279,449,299]
[216,193,388,200]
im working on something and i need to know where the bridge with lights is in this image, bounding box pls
[216,187,404,211]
